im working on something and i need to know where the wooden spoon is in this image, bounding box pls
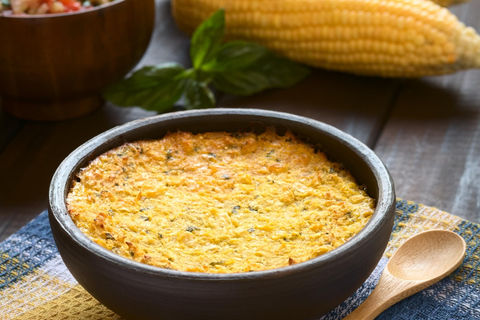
[343,229,466,320]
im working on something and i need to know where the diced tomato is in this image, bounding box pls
[58,0,82,11]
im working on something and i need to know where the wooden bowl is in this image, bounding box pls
[49,109,396,320]
[0,0,154,121]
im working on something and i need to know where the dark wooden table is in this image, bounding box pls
[1,0,480,242]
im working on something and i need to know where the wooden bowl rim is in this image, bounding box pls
[0,0,125,19]
[49,108,396,282]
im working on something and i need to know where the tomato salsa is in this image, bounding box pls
[0,0,115,15]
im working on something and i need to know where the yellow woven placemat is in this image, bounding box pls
[1,200,479,319]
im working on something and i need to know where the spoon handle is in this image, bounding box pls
[343,270,427,320]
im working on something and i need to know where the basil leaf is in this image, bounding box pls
[255,54,311,88]
[102,9,309,113]
[184,78,215,109]
[204,41,270,71]
[211,71,271,96]
[211,53,311,95]
[190,9,225,69]
[103,63,186,112]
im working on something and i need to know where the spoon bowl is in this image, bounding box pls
[388,229,466,282]
[344,229,466,320]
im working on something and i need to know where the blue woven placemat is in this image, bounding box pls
[1,200,479,319]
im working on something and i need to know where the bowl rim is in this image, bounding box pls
[49,108,395,281]
[0,0,124,19]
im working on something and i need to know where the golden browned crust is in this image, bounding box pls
[67,129,374,273]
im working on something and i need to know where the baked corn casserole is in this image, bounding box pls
[67,129,375,273]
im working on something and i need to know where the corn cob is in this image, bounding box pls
[172,0,480,77]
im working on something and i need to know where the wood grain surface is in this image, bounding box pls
[374,2,480,220]
[1,0,480,242]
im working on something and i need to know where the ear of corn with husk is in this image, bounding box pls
[172,0,480,77]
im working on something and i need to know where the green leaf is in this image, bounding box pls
[190,9,225,69]
[1,0,10,6]
[255,54,311,88]
[184,78,216,109]
[103,63,187,112]
[203,41,270,71]
[211,53,311,96]
[102,8,309,113]
[211,71,271,96]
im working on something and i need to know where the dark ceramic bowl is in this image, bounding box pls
[49,108,395,320]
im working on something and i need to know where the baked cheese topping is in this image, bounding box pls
[67,129,375,273]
